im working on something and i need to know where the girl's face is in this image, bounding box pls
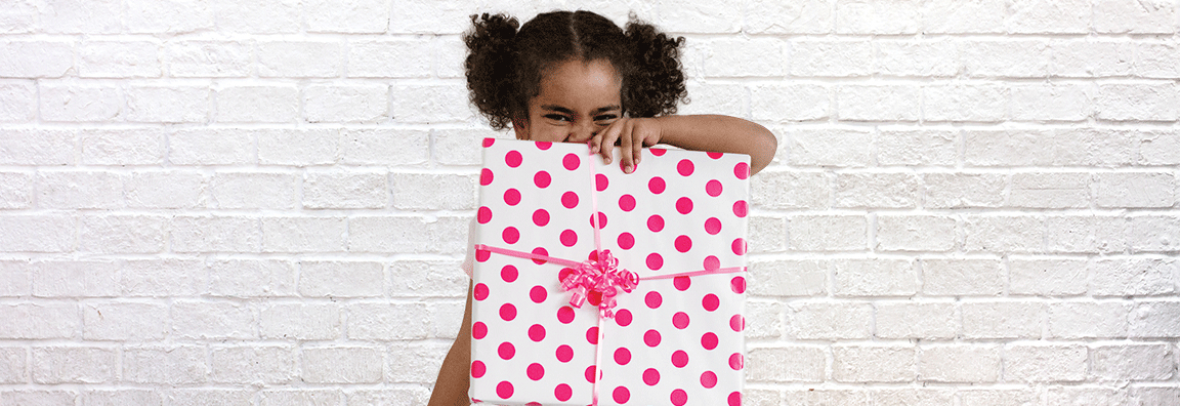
[513,58,623,143]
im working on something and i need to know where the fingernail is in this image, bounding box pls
[624,165,632,174]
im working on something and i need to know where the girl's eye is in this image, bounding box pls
[594,114,618,122]
[544,114,571,122]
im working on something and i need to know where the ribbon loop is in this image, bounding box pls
[559,250,637,318]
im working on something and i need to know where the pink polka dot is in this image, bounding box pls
[531,247,548,265]
[536,141,552,150]
[647,215,664,232]
[646,253,663,270]
[615,309,632,326]
[476,248,490,262]
[587,290,602,307]
[561,191,578,208]
[673,276,691,291]
[590,212,607,229]
[732,238,747,255]
[613,386,630,404]
[705,217,722,235]
[501,265,518,283]
[563,153,580,170]
[701,332,718,350]
[671,390,688,406]
[703,294,720,312]
[496,380,513,399]
[677,159,695,176]
[645,291,662,308]
[555,345,573,362]
[728,392,741,406]
[505,150,522,167]
[499,303,516,321]
[482,138,495,148]
[533,209,549,226]
[707,151,723,159]
[733,200,748,217]
[674,235,692,253]
[527,363,545,380]
[502,226,519,244]
[504,188,521,206]
[617,232,635,250]
[534,171,551,188]
[651,148,667,156]
[596,173,609,191]
[648,177,666,194]
[584,366,597,383]
[473,283,489,301]
[528,324,545,341]
[731,276,746,293]
[643,329,661,347]
[557,306,575,324]
[735,162,750,179]
[706,180,723,197]
[471,360,486,377]
[676,197,693,214]
[700,371,717,388]
[472,321,487,339]
[730,314,745,332]
[586,326,599,344]
[560,229,578,247]
[729,353,744,370]
[557,267,574,282]
[642,368,660,385]
[477,206,492,224]
[529,286,547,303]
[614,347,631,365]
[555,384,572,401]
[498,342,515,360]
[704,256,720,272]
[480,168,494,186]
[618,194,636,211]
[672,350,689,368]
[673,312,690,329]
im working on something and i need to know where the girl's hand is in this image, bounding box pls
[590,117,662,174]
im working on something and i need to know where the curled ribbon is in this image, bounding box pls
[559,250,638,318]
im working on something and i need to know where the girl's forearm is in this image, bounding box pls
[654,115,777,175]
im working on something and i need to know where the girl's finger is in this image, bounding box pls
[631,125,646,166]
[619,120,636,173]
[596,120,623,165]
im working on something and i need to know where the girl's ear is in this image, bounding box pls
[512,115,530,140]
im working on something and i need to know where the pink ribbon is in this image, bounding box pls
[559,250,638,318]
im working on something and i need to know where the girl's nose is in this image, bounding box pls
[567,123,595,143]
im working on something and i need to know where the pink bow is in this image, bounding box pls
[559,250,638,318]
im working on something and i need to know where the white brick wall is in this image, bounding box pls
[0,0,1177,405]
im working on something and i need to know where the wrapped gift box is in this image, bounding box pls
[469,138,749,406]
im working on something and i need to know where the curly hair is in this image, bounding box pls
[463,10,687,131]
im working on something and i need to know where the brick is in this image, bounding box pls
[1050,39,1134,77]
[385,342,447,383]
[388,0,468,33]
[877,301,957,339]
[216,85,299,123]
[304,0,388,33]
[678,82,747,117]
[1046,386,1135,406]
[126,170,207,209]
[1140,130,1180,165]
[348,215,467,254]
[744,389,783,406]
[347,39,431,78]
[126,0,214,33]
[836,0,919,34]
[123,346,207,384]
[1129,300,1180,338]
[783,389,872,406]
[788,127,872,167]
[789,39,872,77]
[257,128,340,165]
[39,84,122,122]
[0,347,27,383]
[299,260,383,298]
[0,214,74,252]
[211,345,296,384]
[1047,215,1128,254]
[32,260,119,297]
[390,260,468,298]
[303,170,388,209]
[837,85,920,121]
[211,171,297,209]
[788,214,867,251]
[260,303,341,340]
[1133,386,1180,406]
[875,39,959,77]
[342,129,429,166]
[433,37,466,79]
[1054,128,1136,166]
[2,390,80,405]
[257,41,342,77]
[878,128,956,166]
[1130,215,1180,252]
[209,259,296,298]
[1094,0,1176,34]
[746,299,784,338]
[1137,42,1180,79]
[921,0,1005,33]
[751,170,828,210]
[751,84,830,122]
[924,173,1006,208]
[748,259,827,297]
[79,41,161,78]
[168,390,253,406]
[122,258,205,297]
[918,344,1000,382]
[167,40,252,77]
[433,129,489,166]
[83,301,168,341]
[1010,258,1088,296]
[745,0,831,34]
[835,172,920,208]
[81,128,165,165]
[171,300,255,340]
[963,214,1043,253]
[963,40,1050,78]
[0,171,33,209]
[963,128,1051,166]
[921,258,1004,296]
[261,217,347,252]
[0,40,74,77]
[391,83,473,123]
[786,301,873,339]
[390,172,476,210]
[832,344,915,382]
[78,214,169,253]
[1091,343,1174,381]
[959,389,1039,406]
[833,259,917,297]
[1004,343,1088,382]
[0,80,35,122]
[746,346,825,383]
[346,388,430,406]
[0,0,37,33]
[261,389,341,406]
[1009,0,1091,33]
[169,128,254,165]
[210,0,301,33]
[302,346,382,383]
[31,347,117,384]
[83,390,162,406]
[703,38,785,77]
[1010,83,1093,122]
[1092,258,1177,297]
[126,86,209,123]
[923,83,1007,122]
[871,388,954,406]
[1097,83,1178,122]
[0,260,30,296]
[1097,172,1175,208]
[37,170,123,209]
[347,302,430,340]
[0,303,77,339]
[963,300,1046,340]
[749,215,787,253]
[171,215,259,252]
[654,0,741,33]
[303,83,388,122]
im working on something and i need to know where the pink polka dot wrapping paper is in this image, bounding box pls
[469,138,749,406]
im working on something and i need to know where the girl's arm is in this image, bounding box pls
[591,114,777,176]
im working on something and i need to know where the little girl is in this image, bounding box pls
[428,10,776,406]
